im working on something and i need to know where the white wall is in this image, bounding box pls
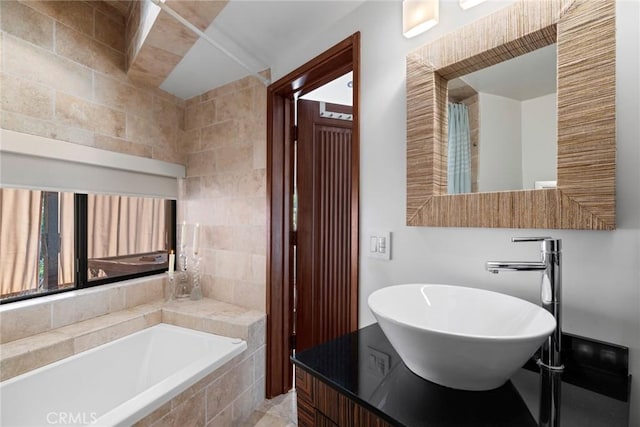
[271,1,640,424]
[521,93,557,189]
[477,92,522,192]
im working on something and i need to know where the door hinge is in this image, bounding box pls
[291,230,297,246]
[293,125,298,141]
[289,334,296,350]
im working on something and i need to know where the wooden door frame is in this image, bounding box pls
[266,32,360,398]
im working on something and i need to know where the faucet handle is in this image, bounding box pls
[511,237,552,243]
[512,237,561,252]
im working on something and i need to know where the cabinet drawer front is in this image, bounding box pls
[296,367,314,403]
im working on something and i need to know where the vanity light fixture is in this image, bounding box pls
[403,0,439,38]
[459,0,486,10]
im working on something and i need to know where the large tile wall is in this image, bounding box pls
[0,0,186,164]
[180,75,268,312]
[1,1,268,315]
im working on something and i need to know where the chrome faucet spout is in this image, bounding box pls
[485,237,563,373]
[485,261,547,273]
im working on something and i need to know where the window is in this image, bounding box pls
[0,189,175,303]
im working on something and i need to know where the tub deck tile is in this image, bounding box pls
[0,330,73,381]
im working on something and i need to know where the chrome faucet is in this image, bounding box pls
[486,237,563,372]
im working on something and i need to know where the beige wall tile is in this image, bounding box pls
[144,12,196,57]
[201,226,265,256]
[251,255,266,284]
[232,385,258,424]
[132,401,171,427]
[0,331,73,381]
[1,73,53,119]
[126,112,171,147]
[0,1,53,51]
[185,95,200,109]
[224,198,254,226]
[154,95,184,132]
[95,9,125,52]
[153,88,185,108]
[252,84,267,113]
[51,291,112,328]
[187,151,216,177]
[180,128,201,154]
[206,405,232,427]
[152,145,183,165]
[164,0,226,33]
[201,75,252,101]
[72,316,148,353]
[0,302,51,343]
[186,100,216,131]
[161,310,205,332]
[94,73,154,117]
[4,33,93,99]
[216,88,252,122]
[251,197,267,227]
[128,44,181,88]
[185,177,202,199]
[200,120,239,151]
[56,92,126,138]
[124,278,164,308]
[247,317,266,354]
[55,22,125,78]
[233,280,265,312]
[90,1,126,25]
[253,345,266,382]
[183,75,268,313]
[215,250,252,282]
[25,1,94,36]
[253,140,266,169]
[94,135,153,158]
[215,146,253,175]
[2,111,95,146]
[205,369,239,421]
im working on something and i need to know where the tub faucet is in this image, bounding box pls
[486,237,563,372]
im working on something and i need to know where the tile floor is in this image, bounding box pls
[243,390,297,426]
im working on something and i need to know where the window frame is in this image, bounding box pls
[0,193,176,305]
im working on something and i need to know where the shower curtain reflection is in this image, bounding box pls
[447,103,471,194]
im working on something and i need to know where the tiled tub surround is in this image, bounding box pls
[0,278,267,426]
[1,324,247,426]
[180,74,268,312]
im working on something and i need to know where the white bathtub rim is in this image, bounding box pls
[0,323,247,427]
[98,337,246,426]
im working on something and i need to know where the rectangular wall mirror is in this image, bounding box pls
[406,0,615,230]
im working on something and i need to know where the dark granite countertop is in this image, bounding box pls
[292,324,631,427]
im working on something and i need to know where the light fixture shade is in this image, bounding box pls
[459,0,486,10]
[403,0,439,39]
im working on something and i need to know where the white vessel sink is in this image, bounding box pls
[368,284,556,391]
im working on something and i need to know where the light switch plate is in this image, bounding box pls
[367,231,391,260]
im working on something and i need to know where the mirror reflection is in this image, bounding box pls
[446,44,557,194]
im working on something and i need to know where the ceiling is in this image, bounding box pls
[159,0,366,99]
[453,44,557,101]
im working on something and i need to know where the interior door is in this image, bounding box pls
[295,99,357,352]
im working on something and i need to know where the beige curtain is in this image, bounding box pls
[0,188,42,296]
[88,195,165,258]
[59,193,75,285]
[1,191,165,297]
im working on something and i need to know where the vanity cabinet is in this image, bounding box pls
[295,367,393,427]
[292,324,631,427]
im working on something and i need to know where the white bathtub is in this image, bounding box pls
[0,323,247,426]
